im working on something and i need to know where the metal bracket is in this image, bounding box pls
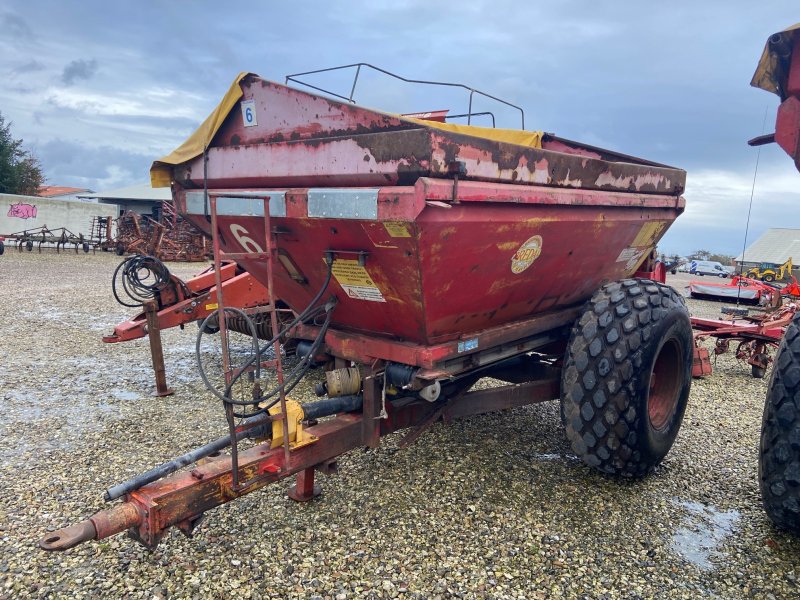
[325,249,369,266]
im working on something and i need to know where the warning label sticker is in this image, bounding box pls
[616,247,642,263]
[384,222,411,238]
[330,259,386,302]
[616,247,647,271]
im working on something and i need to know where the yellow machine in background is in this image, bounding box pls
[746,257,794,282]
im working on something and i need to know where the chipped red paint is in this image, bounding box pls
[171,76,684,345]
[172,76,685,195]
[178,180,680,346]
[41,375,559,550]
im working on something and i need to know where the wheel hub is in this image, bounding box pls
[648,338,682,430]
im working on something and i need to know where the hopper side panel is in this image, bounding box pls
[181,209,429,344]
[416,203,679,341]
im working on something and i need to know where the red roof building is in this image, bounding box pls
[38,186,93,198]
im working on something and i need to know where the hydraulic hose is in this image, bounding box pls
[104,411,273,501]
[303,394,363,420]
[112,254,187,308]
[195,262,337,418]
[104,392,363,502]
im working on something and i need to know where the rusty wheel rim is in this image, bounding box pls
[648,338,682,431]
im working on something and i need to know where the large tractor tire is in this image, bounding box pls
[759,315,800,533]
[561,279,693,477]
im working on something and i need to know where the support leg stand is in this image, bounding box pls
[288,467,321,502]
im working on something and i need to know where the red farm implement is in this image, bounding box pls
[41,67,692,551]
[103,254,278,394]
[688,275,781,304]
[104,255,272,344]
[691,302,798,379]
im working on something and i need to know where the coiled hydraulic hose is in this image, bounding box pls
[111,254,186,308]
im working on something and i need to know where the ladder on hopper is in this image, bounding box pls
[206,193,291,491]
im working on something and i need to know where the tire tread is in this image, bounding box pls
[561,278,690,476]
[760,314,800,532]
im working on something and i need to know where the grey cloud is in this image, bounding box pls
[36,139,152,190]
[6,85,36,94]
[2,13,32,39]
[61,59,98,86]
[14,59,45,73]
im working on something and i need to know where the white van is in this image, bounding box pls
[689,260,729,278]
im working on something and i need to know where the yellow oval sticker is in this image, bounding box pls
[511,235,543,274]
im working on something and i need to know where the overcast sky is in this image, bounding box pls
[1,1,798,256]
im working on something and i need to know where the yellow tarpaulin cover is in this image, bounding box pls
[751,23,800,97]
[402,117,543,150]
[150,72,253,188]
[150,73,543,188]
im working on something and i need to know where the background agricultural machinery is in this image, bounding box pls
[4,224,95,253]
[691,301,798,378]
[0,200,208,262]
[114,205,208,262]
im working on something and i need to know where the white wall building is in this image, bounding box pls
[1,193,118,237]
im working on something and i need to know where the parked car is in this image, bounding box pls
[689,260,729,277]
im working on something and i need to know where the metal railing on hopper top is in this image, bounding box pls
[285,62,525,129]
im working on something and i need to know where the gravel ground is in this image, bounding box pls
[1,253,799,599]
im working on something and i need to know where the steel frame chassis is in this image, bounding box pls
[40,356,561,550]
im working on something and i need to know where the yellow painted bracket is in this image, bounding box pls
[268,399,318,450]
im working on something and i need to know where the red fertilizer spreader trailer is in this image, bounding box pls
[41,68,693,551]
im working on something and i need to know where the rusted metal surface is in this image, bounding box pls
[41,362,561,551]
[692,346,713,378]
[179,185,678,346]
[287,467,321,502]
[144,300,174,397]
[173,77,685,194]
[39,502,141,551]
[361,374,381,449]
[115,209,207,262]
[175,127,685,193]
[294,307,576,372]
